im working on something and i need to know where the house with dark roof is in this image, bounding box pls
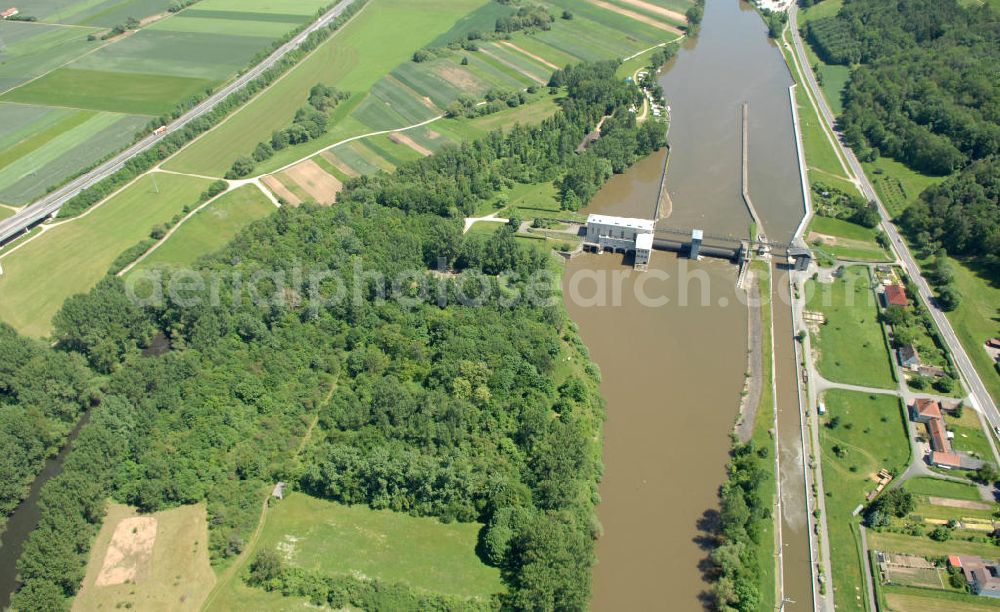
[882,284,909,308]
[951,556,1000,598]
[897,345,920,370]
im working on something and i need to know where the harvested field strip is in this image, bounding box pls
[283,159,342,204]
[320,151,360,178]
[0,109,96,170]
[484,42,553,82]
[388,131,433,156]
[477,47,546,85]
[261,175,300,206]
[312,154,350,182]
[610,0,688,25]
[366,133,426,165]
[274,172,311,203]
[497,40,559,70]
[474,51,539,88]
[548,0,678,42]
[587,0,683,32]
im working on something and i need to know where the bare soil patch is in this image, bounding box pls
[96,517,157,586]
[74,503,215,612]
[434,65,483,92]
[284,160,342,204]
[614,0,687,24]
[389,132,432,156]
[261,175,301,206]
[320,151,360,178]
[808,231,837,246]
[928,496,992,511]
[425,130,442,140]
[497,41,559,69]
[587,0,684,33]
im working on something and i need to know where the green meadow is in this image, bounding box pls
[132,184,275,271]
[819,390,910,612]
[0,173,210,337]
[208,493,502,609]
[805,266,896,389]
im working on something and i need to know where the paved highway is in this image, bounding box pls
[0,0,360,246]
[787,7,998,420]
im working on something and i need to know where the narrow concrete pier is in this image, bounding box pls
[740,101,765,241]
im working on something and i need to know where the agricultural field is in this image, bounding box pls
[131,184,276,271]
[0,172,211,337]
[168,0,684,179]
[207,493,502,609]
[0,0,331,204]
[818,390,910,612]
[73,502,215,612]
[806,265,896,389]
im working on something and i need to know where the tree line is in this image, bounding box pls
[8,60,661,610]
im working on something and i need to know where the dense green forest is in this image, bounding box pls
[806,0,999,175]
[8,61,665,610]
[804,0,999,269]
[0,327,95,531]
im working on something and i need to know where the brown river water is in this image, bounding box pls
[567,0,810,608]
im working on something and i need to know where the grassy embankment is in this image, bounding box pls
[777,13,887,262]
[751,260,778,612]
[818,390,910,612]
[0,173,211,337]
[805,266,896,389]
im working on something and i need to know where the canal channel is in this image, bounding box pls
[569,0,812,609]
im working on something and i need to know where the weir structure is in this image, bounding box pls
[584,102,812,274]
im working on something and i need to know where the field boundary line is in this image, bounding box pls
[117,184,232,276]
[265,114,445,177]
[621,34,685,62]
[161,0,372,170]
[0,1,206,98]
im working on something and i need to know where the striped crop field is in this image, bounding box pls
[0,103,148,204]
[0,0,332,203]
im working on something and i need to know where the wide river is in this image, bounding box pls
[565,0,808,609]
